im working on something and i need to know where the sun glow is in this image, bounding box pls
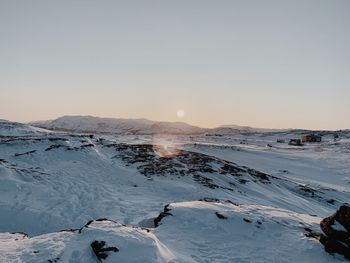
[153,144,180,158]
[152,137,182,158]
[176,109,185,118]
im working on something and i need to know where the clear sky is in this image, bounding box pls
[1,0,349,129]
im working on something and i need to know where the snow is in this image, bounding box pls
[155,201,335,263]
[0,220,174,263]
[0,119,349,262]
[30,116,205,135]
[1,202,347,262]
[0,120,50,137]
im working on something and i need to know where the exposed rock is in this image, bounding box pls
[14,150,37,157]
[319,204,350,260]
[243,218,252,223]
[47,257,60,263]
[215,212,228,219]
[45,144,64,151]
[91,240,119,261]
[198,197,238,206]
[107,143,273,190]
[154,204,173,227]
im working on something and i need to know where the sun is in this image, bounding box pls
[176,109,185,118]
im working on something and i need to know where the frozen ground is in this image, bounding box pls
[0,120,349,262]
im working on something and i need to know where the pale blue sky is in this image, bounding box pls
[1,0,349,129]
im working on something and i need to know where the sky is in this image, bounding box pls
[0,0,349,129]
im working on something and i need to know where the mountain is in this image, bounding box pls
[1,119,350,262]
[31,115,349,137]
[30,116,206,135]
[0,119,50,137]
[207,124,289,136]
[30,116,297,136]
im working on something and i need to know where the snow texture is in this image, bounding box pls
[0,118,350,262]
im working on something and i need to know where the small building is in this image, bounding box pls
[289,139,303,146]
[301,134,322,143]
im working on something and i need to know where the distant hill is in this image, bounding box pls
[0,119,50,136]
[206,125,288,136]
[30,115,206,135]
[29,115,350,136]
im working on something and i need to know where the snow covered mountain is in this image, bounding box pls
[1,120,350,262]
[210,124,288,134]
[30,116,350,138]
[0,119,50,137]
[30,116,206,135]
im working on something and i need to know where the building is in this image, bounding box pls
[289,139,303,146]
[301,134,322,143]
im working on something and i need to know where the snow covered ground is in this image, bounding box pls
[0,119,349,262]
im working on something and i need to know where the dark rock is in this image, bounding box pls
[45,145,64,151]
[91,240,119,261]
[198,198,238,206]
[109,143,274,190]
[319,204,350,260]
[154,204,173,227]
[47,258,60,263]
[14,150,36,157]
[199,197,221,203]
[238,179,249,184]
[81,143,94,148]
[246,169,270,183]
[215,212,227,219]
[59,228,80,233]
[303,227,321,239]
[327,199,336,205]
[299,185,316,197]
[95,218,110,222]
[48,138,67,142]
[79,218,118,233]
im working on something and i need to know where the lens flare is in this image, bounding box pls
[152,137,182,158]
[153,144,180,158]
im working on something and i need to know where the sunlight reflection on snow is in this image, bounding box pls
[152,136,182,158]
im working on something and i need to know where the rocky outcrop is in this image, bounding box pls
[91,240,119,262]
[319,204,350,260]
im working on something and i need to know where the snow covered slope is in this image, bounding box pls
[0,120,50,137]
[0,120,349,262]
[154,201,340,263]
[2,201,344,263]
[0,219,174,263]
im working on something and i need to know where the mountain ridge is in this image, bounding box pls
[28,115,350,136]
[29,115,205,135]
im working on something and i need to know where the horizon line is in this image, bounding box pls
[1,115,349,132]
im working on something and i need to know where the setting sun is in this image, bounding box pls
[176,109,185,118]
